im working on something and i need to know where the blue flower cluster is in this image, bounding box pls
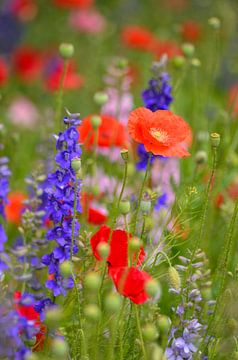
[42,116,81,297]
[0,155,11,272]
[142,72,173,112]
[136,72,172,171]
[165,251,214,360]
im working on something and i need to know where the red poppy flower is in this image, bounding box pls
[14,291,46,352]
[0,57,8,86]
[215,179,238,208]
[53,0,94,8]
[88,208,107,225]
[13,46,43,82]
[181,20,202,43]
[109,266,151,304]
[128,107,192,157]
[90,225,145,268]
[152,39,182,59]
[45,59,84,91]
[121,25,156,52]
[78,114,128,149]
[5,192,26,225]
[10,0,38,21]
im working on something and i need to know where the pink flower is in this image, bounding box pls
[69,9,106,33]
[8,96,39,128]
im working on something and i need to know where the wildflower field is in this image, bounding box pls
[1,0,238,359]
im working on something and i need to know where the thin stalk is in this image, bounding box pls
[54,60,68,131]
[117,160,128,210]
[134,304,147,360]
[131,153,152,234]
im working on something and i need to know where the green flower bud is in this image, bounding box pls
[191,58,201,68]
[104,292,122,313]
[84,304,101,322]
[119,200,130,215]
[157,315,171,333]
[208,17,221,30]
[84,272,101,292]
[94,92,109,106]
[168,267,181,290]
[116,57,128,70]
[71,157,81,172]
[59,43,74,59]
[121,149,129,162]
[60,261,72,277]
[182,43,195,57]
[52,338,68,358]
[129,237,141,252]
[172,56,186,68]
[145,279,161,297]
[97,242,110,260]
[91,115,102,129]
[140,200,151,214]
[195,150,207,165]
[45,307,64,328]
[149,344,165,360]
[142,324,158,342]
[210,132,220,148]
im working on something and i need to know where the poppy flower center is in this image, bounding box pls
[150,128,169,143]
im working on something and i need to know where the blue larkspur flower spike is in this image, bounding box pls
[42,115,82,297]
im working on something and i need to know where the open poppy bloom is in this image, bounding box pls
[109,267,151,304]
[81,192,108,225]
[14,291,46,352]
[5,191,26,225]
[181,20,202,43]
[121,25,156,52]
[152,39,182,59]
[10,0,38,21]
[0,57,8,86]
[78,114,128,149]
[45,59,84,91]
[13,46,43,82]
[53,0,94,8]
[90,224,145,268]
[128,107,192,157]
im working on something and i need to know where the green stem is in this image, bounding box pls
[134,304,147,360]
[54,60,68,131]
[71,179,78,260]
[131,153,152,234]
[117,160,128,210]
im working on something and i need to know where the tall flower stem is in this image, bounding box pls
[131,153,152,235]
[134,304,147,360]
[54,60,68,132]
[117,160,128,211]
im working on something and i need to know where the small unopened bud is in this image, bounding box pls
[52,338,68,358]
[191,58,201,68]
[195,150,207,165]
[140,200,151,214]
[142,324,158,342]
[149,344,165,360]
[182,43,195,57]
[45,307,64,328]
[168,266,181,290]
[208,17,221,30]
[172,55,186,68]
[121,149,129,162]
[71,157,81,172]
[84,272,101,292]
[129,237,141,252]
[94,91,108,106]
[104,292,122,313]
[97,242,110,260]
[146,279,161,297]
[157,315,171,333]
[210,132,220,148]
[84,304,101,322]
[91,115,102,129]
[59,43,74,59]
[116,57,128,70]
[119,200,130,215]
[60,261,72,277]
